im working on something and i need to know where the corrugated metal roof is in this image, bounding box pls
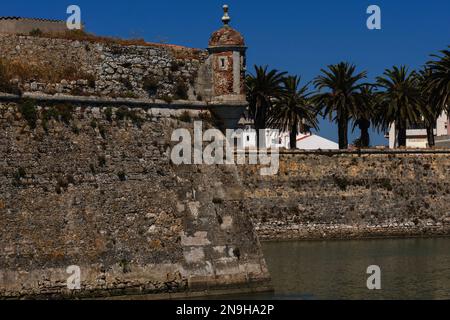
[0,17,65,23]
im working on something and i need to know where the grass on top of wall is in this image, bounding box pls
[0,60,22,95]
[27,29,203,60]
[0,57,93,85]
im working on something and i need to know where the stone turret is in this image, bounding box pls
[208,5,246,102]
[207,5,248,129]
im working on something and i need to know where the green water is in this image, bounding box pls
[255,238,450,300]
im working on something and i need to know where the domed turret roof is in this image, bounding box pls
[209,26,245,47]
[208,5,245,48]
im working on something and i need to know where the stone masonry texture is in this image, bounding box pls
[2,101,450,298]
[240,153,450,240]
[1,34,450,299]
[0,18,67,35]
[0,34,211,101]
[0,102,270,299]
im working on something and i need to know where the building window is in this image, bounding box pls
[218,57,228,70]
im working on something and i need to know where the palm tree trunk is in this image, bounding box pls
[290,123,298,149]
[255,122,263,149]
[426,124,435,148]
[397,120,407,147]
[338,116,349,149]
[358,119,370,148]
[255,99,266,148]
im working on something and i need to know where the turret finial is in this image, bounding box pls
[222,5,231,26]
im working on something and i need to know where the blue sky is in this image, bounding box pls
[3,0,450,145]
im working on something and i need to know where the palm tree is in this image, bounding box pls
[246,65,287,147]
[425,47,450,132]
[375,66,423,147]
[267,76,318,149]
[312,62,367,149]
[352,85,376,148]
[417,68,440,147]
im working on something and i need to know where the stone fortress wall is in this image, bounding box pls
[240,152,450,240]
[0,8,264,299]
[0,17,67,35]
[1,9,449,299]
[2,100,450,298]
[0,102,270,299]
[0,34,213,102]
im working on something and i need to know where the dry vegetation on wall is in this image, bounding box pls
[10,99,212,135]
[29,29,203,60]
[0,57,93,87]
[34,29,150,46]
[14,99,148,132]
[0,60,21,95]
[0,30,204,99]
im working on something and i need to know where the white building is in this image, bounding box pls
[238,128,339,150]
[295,133,339,150]
[387,111,449,148]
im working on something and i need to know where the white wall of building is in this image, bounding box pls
[241,128,257,149]
[436,112,448,136]
[237,129,338,150]
[406,136,428,149]
[387,111,449,149]
[388,122,396,149]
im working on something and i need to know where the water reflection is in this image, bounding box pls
[261,238,450,300]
